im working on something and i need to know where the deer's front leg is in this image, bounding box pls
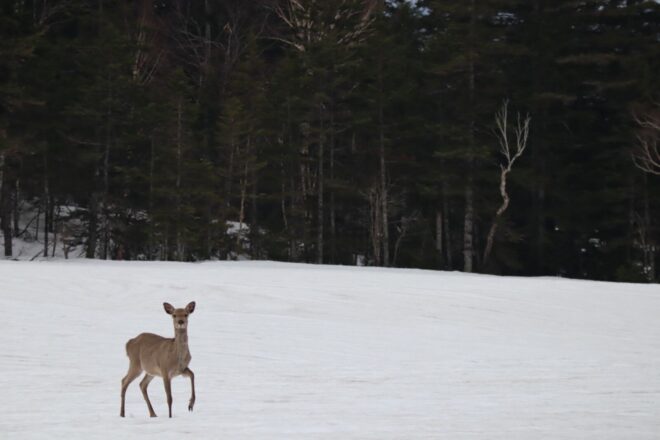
[183,367,195,411]
[163,377,173,418]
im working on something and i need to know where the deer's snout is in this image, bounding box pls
[178,320,184,325]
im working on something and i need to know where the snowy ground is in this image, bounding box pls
[0,260,659,439]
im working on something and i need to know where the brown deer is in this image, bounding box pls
[120,301,196,418]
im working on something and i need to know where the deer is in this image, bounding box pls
[120,301,196,418]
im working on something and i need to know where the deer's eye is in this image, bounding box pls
[185,314,189,317]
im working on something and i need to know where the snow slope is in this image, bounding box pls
[0,260,658,439]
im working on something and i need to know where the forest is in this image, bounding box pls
[0,0,658,282]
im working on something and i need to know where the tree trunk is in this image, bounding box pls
[226,136,235,206]
[176,97,183,261]
[163,224,169,260]
[369,185,382,266]
[13,178,19,236]
[536,183,546,271]
[86,193,98,258]
[289,173,298,261]
[463,0,476,273]
[148,135,155,259]
[0,154,13,257]
[442,179,452,269]
[284,98,297,261]
[377,51,389,267]
[483,168,511,265]
[206,205,213,260]
[531,0,546,274]
[250,143,258,259]
[35,203,40,241]
[43,152,49,259]
[1,207,12,257]
[280,161,289,233]
[435,209,443,266]
[52,203,58,257]
[317,104,324,264]
[329,108,336,264]
[301,136,311,263]
[643,174,656,281]
[463,181,474,273]
[237,162,248,252]
[102,71,112,261]
[626,177,636,267]
[393,215,414,266]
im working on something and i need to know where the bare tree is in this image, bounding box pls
[366,182,383,266]
[131,0,166,86]
[59,222,79,259]
[633,202,656,282]
[274,0,374,52]
[631,105,659,281]
[393,211,419,266]
[483,100,531,265]
[632,106,660,175]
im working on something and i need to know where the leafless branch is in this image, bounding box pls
[483,100,531,265]
[274,0,374,52]
[494,100,530,173]
[632,107,660,175]
[58,131,103,147]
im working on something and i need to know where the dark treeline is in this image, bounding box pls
[1,0,658,281]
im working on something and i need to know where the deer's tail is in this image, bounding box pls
[125,338,133,356]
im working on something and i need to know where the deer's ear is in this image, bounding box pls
[163,302,175,315]
[185,301,196,314]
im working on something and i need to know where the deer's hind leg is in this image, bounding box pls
[120,361,142,417]
[139,374,157,417]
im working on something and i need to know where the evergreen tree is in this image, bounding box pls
[0,0,656,281]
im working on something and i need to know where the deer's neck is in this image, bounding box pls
[174,328,189,350]
[173,328,190,371]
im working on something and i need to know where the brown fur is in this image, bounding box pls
[120,301,196,418]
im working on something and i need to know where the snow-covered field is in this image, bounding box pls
[1,260,658,439]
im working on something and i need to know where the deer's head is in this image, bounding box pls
[163,301,196,330]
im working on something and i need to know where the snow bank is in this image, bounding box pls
[0,260,658,439]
